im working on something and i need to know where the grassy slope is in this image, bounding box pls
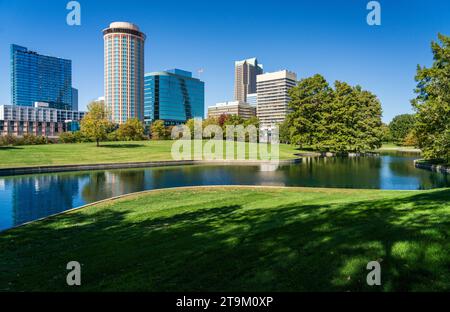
[0,186,448,292]
[0,141,299,168]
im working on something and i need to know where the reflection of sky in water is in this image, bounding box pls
[0,153,448,231]
[380,156,421,190]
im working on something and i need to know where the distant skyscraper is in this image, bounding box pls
[234,58,263,103]
[144,69,204,125]
[257,70,297,128]
[71,88,78,111]
[103,22,146,124]
[10,44,74,110]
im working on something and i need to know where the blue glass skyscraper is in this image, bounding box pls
[144,69,205,125]
[10,44,74,110]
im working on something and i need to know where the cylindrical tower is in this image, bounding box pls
[103,22,146,124]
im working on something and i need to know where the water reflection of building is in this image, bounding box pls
[81,170,146,203]
[12,175,79,226]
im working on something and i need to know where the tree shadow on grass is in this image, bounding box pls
[0,146,24,150]
[100,144,145,148]
[0,189,449,292]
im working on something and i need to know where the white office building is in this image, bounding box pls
[256,70,297,142]
[208,101,256,120]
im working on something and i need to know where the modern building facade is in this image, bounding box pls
[256,70,297,129]
[71,88,78,111]
[246,93,257,107]
[103,22,146,124]
[0,103,85,137]
[234,58,263,103]
[10,44,75,110]
[208,101,256,120]
[144,69,204,125]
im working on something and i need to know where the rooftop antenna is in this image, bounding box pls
[197,68,204,80]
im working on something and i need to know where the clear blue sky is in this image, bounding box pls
[1,0,449,123]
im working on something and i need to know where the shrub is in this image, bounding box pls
[59,132,77,144]
[0,134,18,146]
[107,130,120,142]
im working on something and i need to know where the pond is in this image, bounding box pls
[0,151,448,231]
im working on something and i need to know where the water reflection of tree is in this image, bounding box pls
[81,172,109,203]
[81,170,146,203]
[287,157,382,188]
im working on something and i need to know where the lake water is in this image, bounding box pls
[0,152,448,231]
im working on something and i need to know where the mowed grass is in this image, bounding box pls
[0,141,300,168]
[0,186,448,292]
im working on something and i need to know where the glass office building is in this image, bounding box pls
[144,69,205,125]
[10,44,74,110]
[71,88,78,111]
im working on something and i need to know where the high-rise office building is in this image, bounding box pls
[103,22,146,124]
[10,44,74,110]
[234,57,263,103]
[144,69,204,125]
[256,70,297,129]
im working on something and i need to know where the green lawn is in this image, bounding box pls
[0,141,301,169]
[0,186,448,292]
[375,143,421,153]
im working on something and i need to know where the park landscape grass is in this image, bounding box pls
[0,140,300,169]
[0,186,448,292]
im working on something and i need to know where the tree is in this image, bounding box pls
[388,114,415,145]
[151,120,167,140]
[80,101,111,147]
[223,114,245,127]
[412,33,450,163]
[403,130,418,147]
[286,75,383,153]
[288,74,333,149]
[244,116,260,128]
[117,118,145,141]
[380,123,391,143]
[279,119,291,144]
[217,114,229,127]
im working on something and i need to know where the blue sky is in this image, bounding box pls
[0,0,449,123]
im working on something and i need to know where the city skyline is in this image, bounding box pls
[1,0,450,122]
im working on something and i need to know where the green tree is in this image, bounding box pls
[151,120,167,140]
[279,119,291,144]
[287,76,383,153]
[244,116,260,128]
[388,114,415,145]
[288,74,333,149]
[117,118,145,141]
[380,123,391,143]
[352,85,383,151]
[223,114,245,127]
[412,33,450,163]
[80,101,111,147]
